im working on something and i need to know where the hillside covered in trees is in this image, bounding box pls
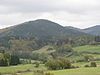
[0,19,99,61]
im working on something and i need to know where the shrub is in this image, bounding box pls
[76,59,85,62]
[84,64,90,67]
[34,70,44,75]
[84,55,94,62]
[45,72,54,75]
[71,65,79,68]
[10,55,20,65]
[90,62,97,67]
[34,62,39,68]
[45,58,72,70]
[47,48,53,51]
[0,73,1,75]
[45,59,59,70]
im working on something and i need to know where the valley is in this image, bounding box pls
[0,19,100,75]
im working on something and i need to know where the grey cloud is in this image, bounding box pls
[0,0,100,14]
[0,0,100,29]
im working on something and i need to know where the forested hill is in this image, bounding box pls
[0,19,88,40]
[0,19,99,52]
[83,25,100,36]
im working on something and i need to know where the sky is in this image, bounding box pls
[0,0,100,29]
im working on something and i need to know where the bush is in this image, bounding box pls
[84,55,94,62]
[76,59,85,62]
[45,58,72,70]
[0,53,10,66]
[47,48,53,51]
[0,53,20,66]
[84,64,90,67]
[34,62,39,68]
[45,72,54,75]
[45,59,59,70]
[34,70,44,75]
[71,65,79,68]
[10,55,20,65]
[90,62,97,67]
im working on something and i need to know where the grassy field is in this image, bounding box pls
[73,61,100,67]
[0,63,100,75]
[0,64,33,74]
[50,67,100,75]
[70,45,100,61]
[74,45,100,53]
[0,64,46,74]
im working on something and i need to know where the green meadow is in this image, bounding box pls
[0,64,100,75]
[0,45,100,75]
[50,67,100,75]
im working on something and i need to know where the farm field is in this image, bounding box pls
[1,66,100,75]
[0,62,100,75]
[50,67,100,75]
[0,64,46,74]
[74,45,100,53]
[0,64,33,74]
[70,45,100,61]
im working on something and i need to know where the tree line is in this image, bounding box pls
[0,50,20,66]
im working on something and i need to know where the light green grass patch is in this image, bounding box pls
[50,67,100,75]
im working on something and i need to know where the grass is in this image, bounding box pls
[19,72,34,75]
[73,61,100,67]
[0,63,100,75]
[0,64,33,74]
[50,67,100,75]
[74,45,100,53]
[70,45,100,61]
[0,64,46,74]
[10,67,100,75]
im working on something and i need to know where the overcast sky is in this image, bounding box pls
[0,0,100,29]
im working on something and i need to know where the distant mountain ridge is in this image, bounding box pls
[65,26,84,32]
[0,19,89,40]
[83,25,100,36]
[0,19,99,41]
[0,19,99,53]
